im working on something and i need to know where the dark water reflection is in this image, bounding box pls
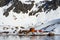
[0,35,60,40]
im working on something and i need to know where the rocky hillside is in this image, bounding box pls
[0,0,60,17]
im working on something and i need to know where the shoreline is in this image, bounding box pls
[0,34,60,36]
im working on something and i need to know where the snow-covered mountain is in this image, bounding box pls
[0,0,60,31]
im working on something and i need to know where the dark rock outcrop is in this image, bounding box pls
[0,0,60,17]
[3,0,34,17]
[0,0,12,7]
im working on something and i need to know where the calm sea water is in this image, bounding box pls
[0,35,60,40]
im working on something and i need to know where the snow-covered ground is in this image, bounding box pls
[0,0,60,34]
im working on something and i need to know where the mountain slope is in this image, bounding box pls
[0,0,60,29]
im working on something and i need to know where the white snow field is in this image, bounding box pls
[0,0,60,34]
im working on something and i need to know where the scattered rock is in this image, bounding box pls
[48,32,55,36]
